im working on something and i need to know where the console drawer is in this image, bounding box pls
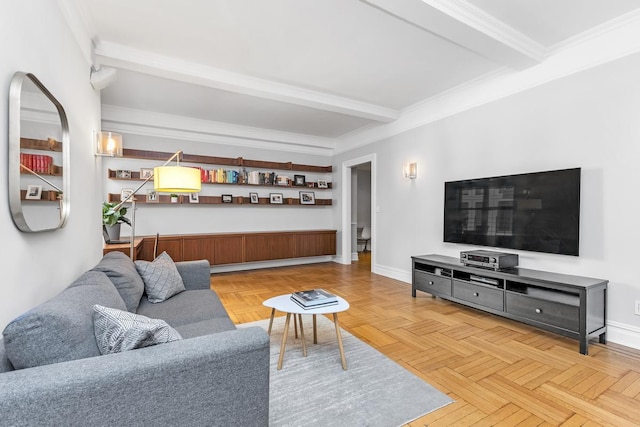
[414,271,451,296]
[506,293,579,332]
[453,281,503,311]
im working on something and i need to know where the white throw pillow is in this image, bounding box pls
[93,304,182,355]
[135,251,186,303]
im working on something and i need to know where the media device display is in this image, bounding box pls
[444,168,581,256]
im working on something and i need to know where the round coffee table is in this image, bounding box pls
[263,294,350,370]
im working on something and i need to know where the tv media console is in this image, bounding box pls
[411,254,607,355]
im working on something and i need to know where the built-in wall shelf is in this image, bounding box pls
[20,137,62,152]
[107,193,332,206]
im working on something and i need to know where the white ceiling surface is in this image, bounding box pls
[74,0,640,154]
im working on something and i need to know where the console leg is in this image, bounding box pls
[579,337,588,355]
[599,332,607,344]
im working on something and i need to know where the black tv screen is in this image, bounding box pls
[444,168,581,256]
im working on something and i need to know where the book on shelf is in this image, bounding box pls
[291,289,338,307]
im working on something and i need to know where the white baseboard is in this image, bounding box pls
[351,252,359,261]
[606,321,640,350]
[373,264,411,284]
[210,256,333,273]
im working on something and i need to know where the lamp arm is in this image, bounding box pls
[20,163,63,193]
[111,150,183,212]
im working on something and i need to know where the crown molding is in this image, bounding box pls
[101,105,336,156]
[360,0,545,69]
[336,11,640,154]
[56,0,94,65]
[95,41,399,123]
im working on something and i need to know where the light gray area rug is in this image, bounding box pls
[239,315,453,426]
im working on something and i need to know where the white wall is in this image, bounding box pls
[101,133,334,237]
[333,52,640,348]
[0,2,102,329]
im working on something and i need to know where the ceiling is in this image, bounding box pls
[69,0,640,154]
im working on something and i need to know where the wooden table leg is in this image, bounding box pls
[277,313,292,370]
[333,313,347,370]
[313,314,318,344]
[298,314,307,357]
[267,308,275,335]
[294,313,298,339]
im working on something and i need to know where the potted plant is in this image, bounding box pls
[102,201,130,242]
[170,193,179,203]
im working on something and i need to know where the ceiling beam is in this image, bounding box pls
[95,41,400,123]
[360,0,546,69]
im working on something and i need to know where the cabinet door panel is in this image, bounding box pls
[182,237,215,264]
[245,234,295,262]
[294,231,336,257]
[157,238,183,262]
[453,280,504,311]
[212,236,244,265]
[414,271,452,296]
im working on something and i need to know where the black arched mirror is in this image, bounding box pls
[8,72,70,232]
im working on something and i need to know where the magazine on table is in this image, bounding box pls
[290,296,339,309]
[291,289,338,307]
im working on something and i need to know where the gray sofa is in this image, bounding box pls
[0,252,270,426]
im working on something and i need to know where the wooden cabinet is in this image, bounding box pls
[116,230,337,266]
[412,254,607,355]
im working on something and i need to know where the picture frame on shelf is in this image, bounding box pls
[299,191,315,205]
[317,180,328,189]
[120,188,134,202]
[250,192,259,204]
[293,174,306,186]
[146,189,159,203]
[25,185,42,200]
[117,169,131,179]
[140,168,154,179]
[189,192,200,203]
[269,193,283,204]
[222,194,233,203]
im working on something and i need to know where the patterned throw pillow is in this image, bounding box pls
[93,305,182,355]
[134,252,186,303]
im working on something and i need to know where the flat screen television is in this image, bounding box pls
[443,168,581,256]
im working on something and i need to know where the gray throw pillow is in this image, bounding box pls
[93,305,182,355]
[2,271,127,369]
[91,251,145,312]
[135,252,186,303]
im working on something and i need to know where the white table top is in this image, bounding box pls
[263,294,349,315]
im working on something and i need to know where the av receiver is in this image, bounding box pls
[460,250,518,271]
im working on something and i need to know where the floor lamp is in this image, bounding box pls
[109,151,201,260]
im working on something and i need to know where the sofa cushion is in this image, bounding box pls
[137,289,229,327]
[2,271,127,369]
[0,339,14,373]
[93,305,182,354]
[91,251,145,312]
[175,318,236,339]
[135,252,185,303]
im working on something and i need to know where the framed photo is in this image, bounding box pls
[249,192,259,204]
[146,189,159,203]
[189,192,200,203]
[317,180,328,189]
[269,193,283,204]
[120,188,134,202]
[117,169,131,179]
[293,174,306,186]
[140,168,154,179]
[299,191,316,205]
[25,184,42,200]
[222,194,233,203]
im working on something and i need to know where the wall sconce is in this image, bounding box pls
[403,162,417,179]
[96,131,123,157]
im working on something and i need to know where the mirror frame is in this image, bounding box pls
[8,72,70,232]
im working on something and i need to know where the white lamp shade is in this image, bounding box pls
[154,166,201,193]
[96,132,123,157]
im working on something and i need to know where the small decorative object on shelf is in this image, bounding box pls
[140,168,153,179]
[269,193,283,204]
[121,188,134,202]
[249,192,259,204]
[146,190,158,203]
[116,169,131,179]
[170,194,179,203]
[222,194,233,203]
[291,289,338,309]
[276,175,290,186]
[317,180,328,189]
[25,185,42,200]
[299,191,315,205]
[189,193,200,203]
[293,174,306,186]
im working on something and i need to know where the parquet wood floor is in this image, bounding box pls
[211,254,640,426]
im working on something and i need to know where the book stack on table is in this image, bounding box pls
[291,289,338,309]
